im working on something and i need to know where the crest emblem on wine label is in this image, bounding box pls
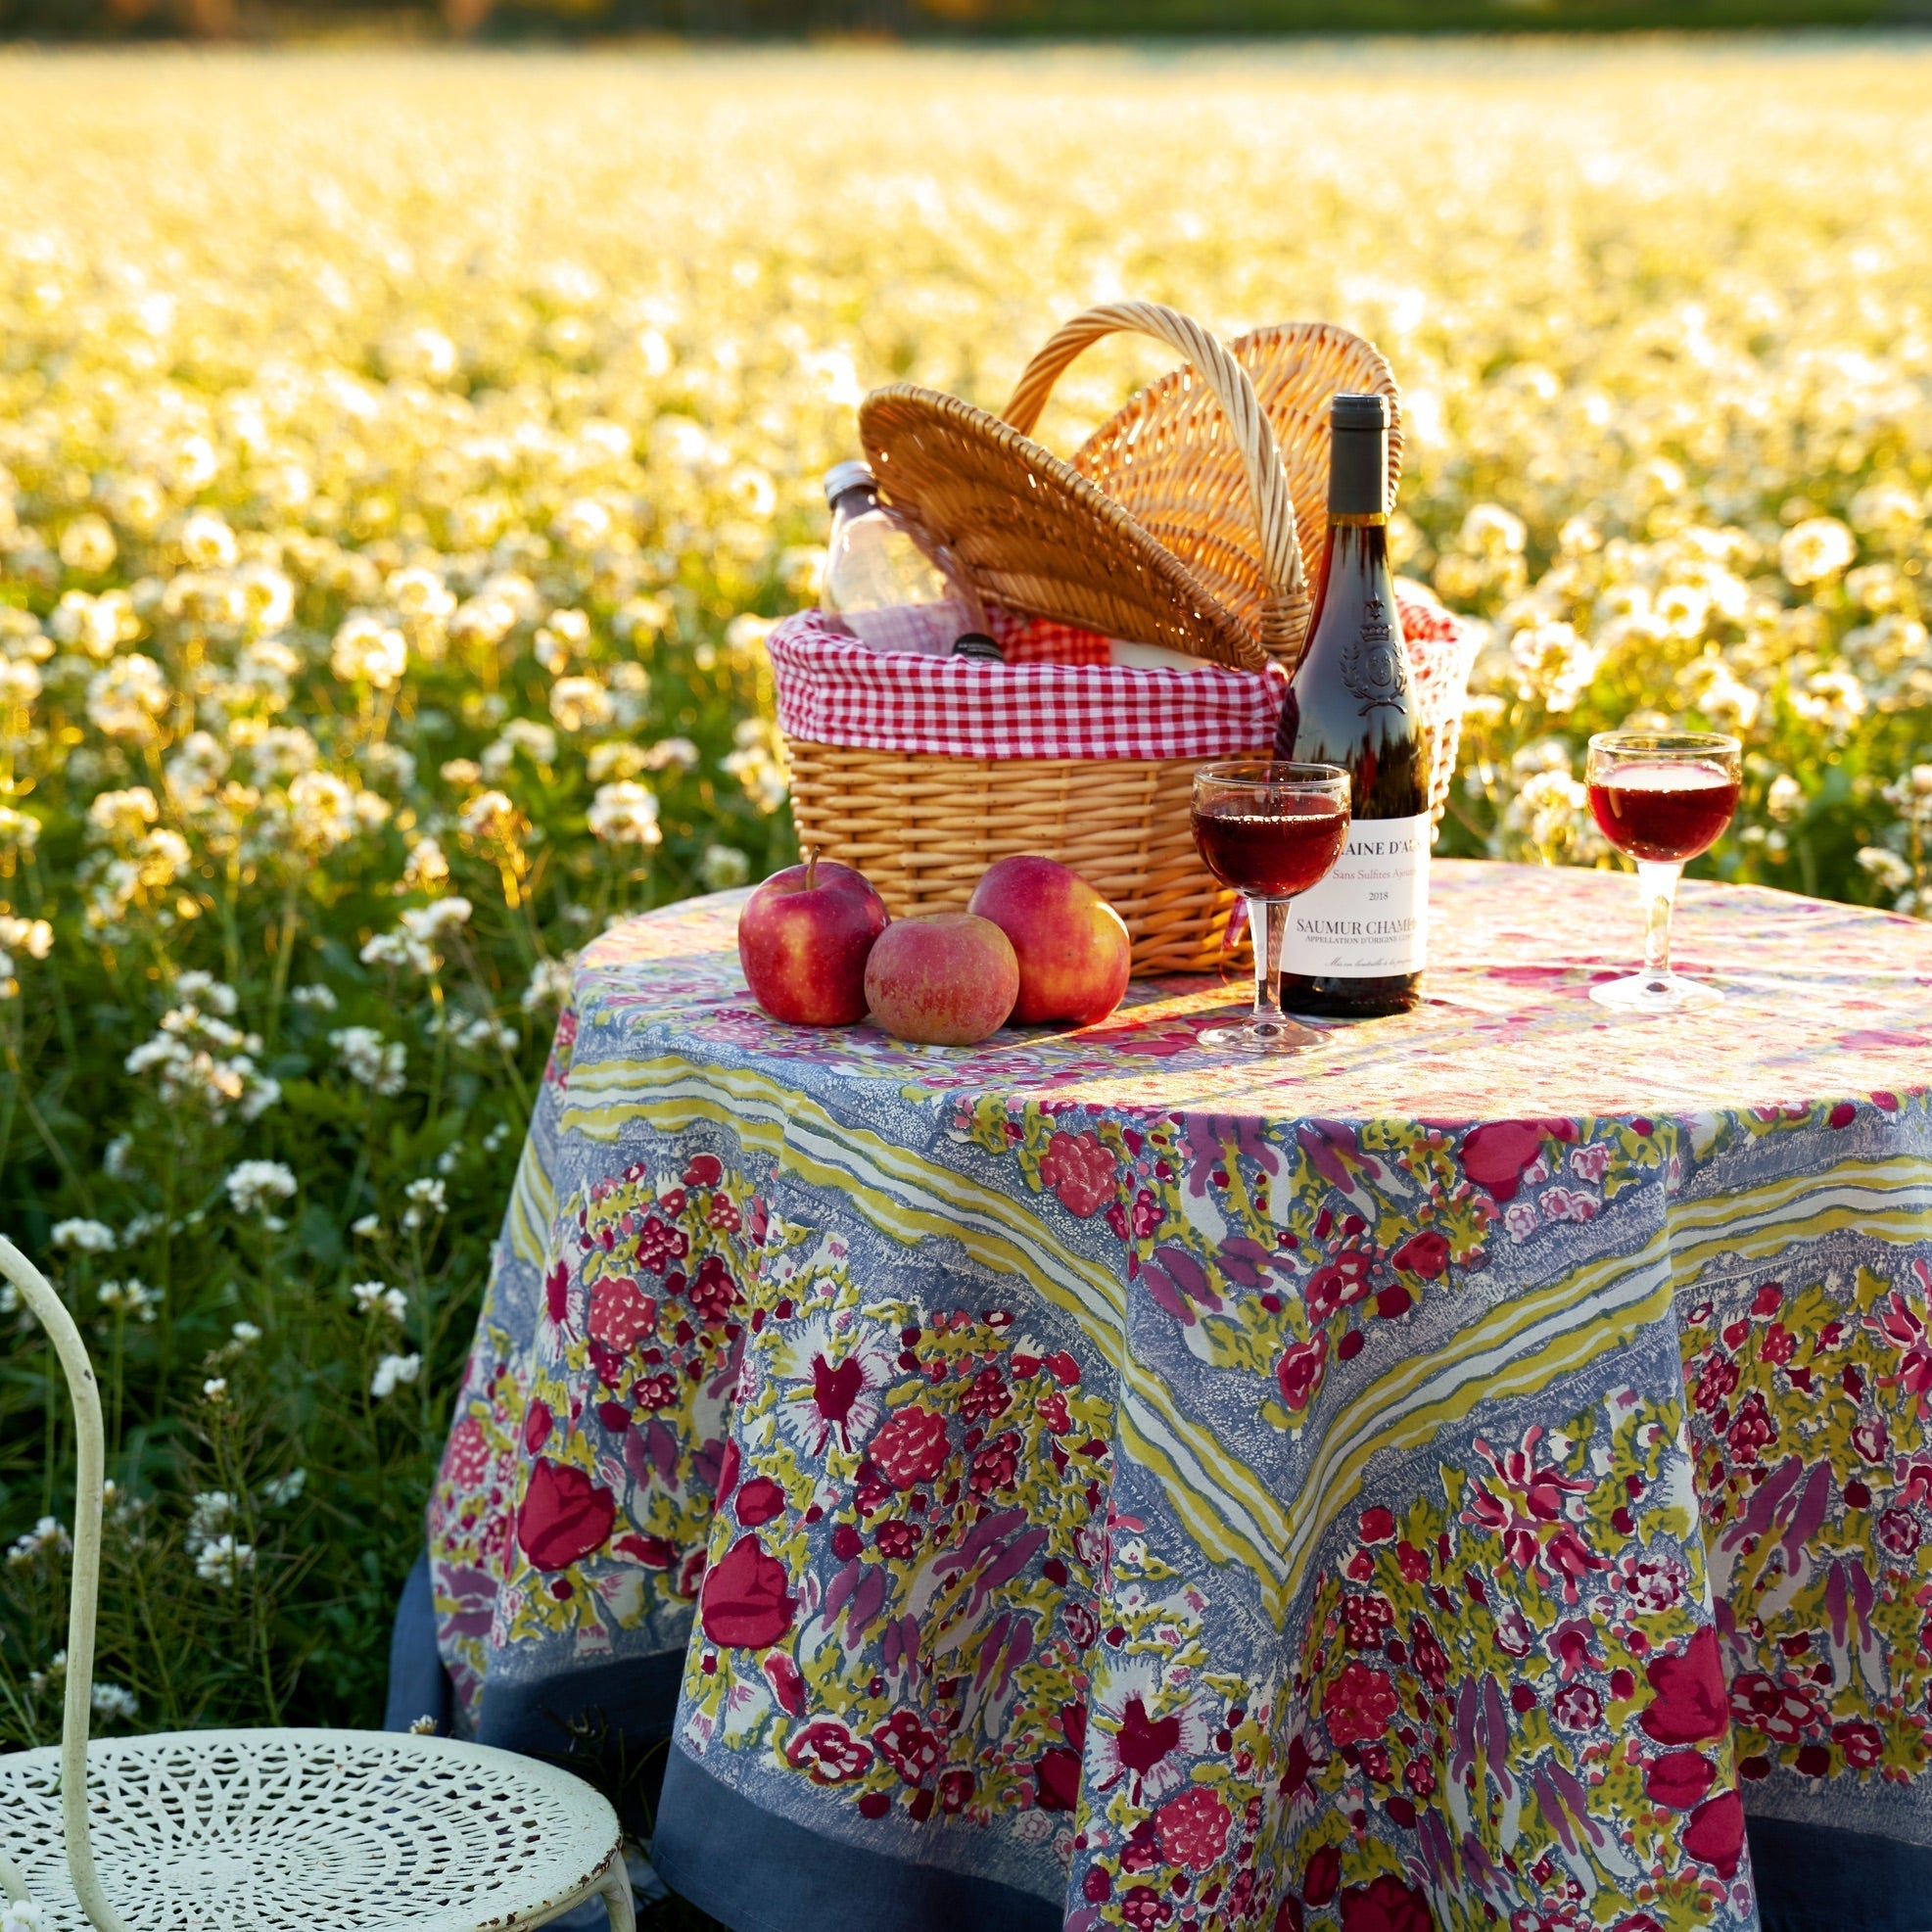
[1342,598,1408,714]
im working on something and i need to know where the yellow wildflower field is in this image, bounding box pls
[0,41,1928,1743]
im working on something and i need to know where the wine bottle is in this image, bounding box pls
[1272,393,1430,1018]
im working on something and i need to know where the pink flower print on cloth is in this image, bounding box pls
[1323,1659,1400,1748]
[699,1532,796,1648]
[767,1309,895,1458]
[1088,1659,1211,1805]
[1339,1873,1437,1932]
[587,1274,657,1350]
[1866,1273,1932,1415]
[1463,1422,1606,1602]
[516,1457,616,1572]
[1638,1627,1729,1746]
[1037,1128,1119,1218]
[1154,1785,1232,1870]
[870,1405,952,1489]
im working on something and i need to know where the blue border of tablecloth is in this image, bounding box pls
[388,1553,1932,1931]
[384,1550,454,1735]
[1745,1816,1932,1932]
[651,1744,1061,1932]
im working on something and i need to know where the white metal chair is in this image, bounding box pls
[0,1235,636,1932]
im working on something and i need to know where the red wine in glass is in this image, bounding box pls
[1583,731,1742,1012]
[1192,796,1351,898]
[1587,762,1741,864]
[1189,761,1352,1055]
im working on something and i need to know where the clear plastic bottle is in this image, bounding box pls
[822,460,986,656]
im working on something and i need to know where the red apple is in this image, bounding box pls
[966,855,1131,1026]
[736,851,889,1026]
[863,915,1018,1046]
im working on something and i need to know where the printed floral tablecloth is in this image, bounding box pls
[427,860,1932,1932]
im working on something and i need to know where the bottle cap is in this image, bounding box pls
[823,460,877,507]
[1327,393,1390,516]
[950,633,1003,662]
[1330,392,1390,430]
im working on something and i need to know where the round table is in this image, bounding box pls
[425,861,1932,1932]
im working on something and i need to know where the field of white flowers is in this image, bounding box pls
[1,39,1929,1773]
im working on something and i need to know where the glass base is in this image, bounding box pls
[1589,970,1722,1013]
[1198,1013,1323,1054]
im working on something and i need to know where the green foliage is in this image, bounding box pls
[986,0,1901,32]
[0,0,1913,40]
[0,590,788,1747]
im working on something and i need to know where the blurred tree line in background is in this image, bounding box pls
[2,0,1919,42]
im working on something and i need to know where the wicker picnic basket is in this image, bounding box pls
[1031,307,1403,657]
[1041,308,1473,826]
[776,614,1285,976]
[781,303,1469,977]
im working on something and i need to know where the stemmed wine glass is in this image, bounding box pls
[1585,730,1742,1012]
[1191,761,1352,1053]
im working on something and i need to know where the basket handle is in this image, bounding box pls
[1002,301,1308,659]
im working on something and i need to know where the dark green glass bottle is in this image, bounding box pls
[1271,392,1430,1018]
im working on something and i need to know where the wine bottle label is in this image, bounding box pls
[1279,813,1430,976]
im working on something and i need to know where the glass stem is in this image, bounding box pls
[1249,896,1287,1019]
[1637,861,1681,987]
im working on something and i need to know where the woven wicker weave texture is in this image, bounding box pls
[1038,320,1404,664]
[1029,317,1481,829]
[1011,309,1481,834]
[787,742,1257,976]
[861,303,1315,672]
[816,304,1465,975]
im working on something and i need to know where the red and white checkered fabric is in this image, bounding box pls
[984,605,1112,667]
[984,589,1470,676]
[770,611,1286,761]
[770,587,1473,763]
[1399,584,1483,734]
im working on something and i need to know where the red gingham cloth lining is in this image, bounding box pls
[985,605,1112,667]
[984,590,1469,674]
[770,589,1471,763]
[983,592,1470,674]
[769,610,1288,761]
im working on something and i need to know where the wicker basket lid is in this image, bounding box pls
[1034,321,1403,659]
[859,304,1312,674]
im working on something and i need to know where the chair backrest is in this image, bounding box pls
[0,1236,130,1932]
